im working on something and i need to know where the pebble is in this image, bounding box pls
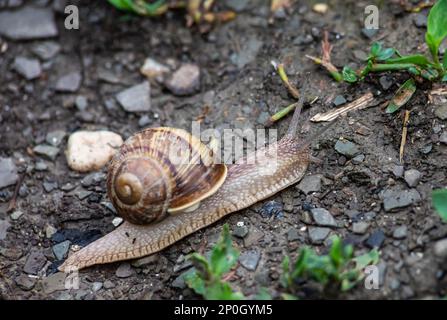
[352,221,370,234]
[23,250,47,275]
[393,226,408,239]
[352,154,365,164]
[365,229,385,248]
[10,210,24,220]
[31,41,61,60]
[171,271,188,289]
[380,188,421,211]
[55,71,82,92]
[103,280,115,289]
[308,227,330,243]
[53,240,71,260]
[243,227,264,247]
[165,64,200,96]
[239,250,261,271]
[138,115,151,127]
[0,220,11,240]
[361,28,378,39]
[115,263,135,278]
[12,57,41,80]
[0,7,58,40]
[0,157,18,189]
[435,104,447,120]
[42,272,66,294]
[310,208,337,227]
[379,75,393,90]
[116,81,151,112]
[259,201,283,219]
[92,282,103,292]
[297,174,322,194]
[112,217,124,227]
[75,95,88,111]
[313,3,329,14]
[419,143,432,155]
[434,238,447,258]
[334,139,360,158]
[287,228,300,242]
[46,130,66,147]
[73,188,92,200]
[81,172,106,187]
[404,169,422,187]
[46,225,57,238]
[15,274,37,291]
[412,13,427,28]
[439,131,447,145]
[392,165,404,178]
[333,95,347,106]
[140,57,170,79]
[66,131,123,172]
[256,111,270,125]
[35,161,48,171]
[43,180,58,193]
[33,144,59,161]
[60,182,76,191]
[233,225,249,238]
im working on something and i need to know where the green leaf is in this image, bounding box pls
[210,224,239,277]
[443,74,447,82]
[206,282,244,300]
[370,42,382,57]
[342,66,358,83]
[254,288,272,300]
[377,48,395,61]
[420,67,439,81]
[107,0,133,10]
[184,269,206,296]
[385,78,417,113]
[188,252,211,275]
[386,54,432,67]
[425,0,447,63]
[353,249,380,271]
[443,52,447,69]
[281,293,299,300]
[433,189,447,221]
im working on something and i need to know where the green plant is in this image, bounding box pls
[433,188,447,221]
[184,224,245,300]
[309,0,447,113]
[281,236,379,293]
[107,0,168,16]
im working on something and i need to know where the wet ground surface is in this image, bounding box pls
[0,0,446,299]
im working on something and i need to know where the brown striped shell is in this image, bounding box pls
[107,127,227,225]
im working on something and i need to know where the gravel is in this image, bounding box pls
[165,64,200,96]
[379,75,393,90]
[15,274,37,291]
[287,228,300,242]
[380,188,421,211]
[55,72,82,92]
[0,220,11,241]
[116,82,151,112]
[352,221,370,234]
[440,131,447,145]
[0,7,58,40]
[0,157,18,189]
[392,226,408,239]
[333,95,347,106]
[365,229,386,249]
[233,224,249,238]
[33,144,59,161]
[404,169,422,187]
[46,130,66,147]
[115,263,135,278]
[434,238,447,258]
[239,250,261,271]
[435,104,447,120]
[334,139,360,158]
[23,250,47,275]
[41,272,66,294]
[12,57,42,80]
[297,174,322,194]
[310,208,337,227]
[308,227,330,244]
[52,240,71,260]
[31,41,61,60]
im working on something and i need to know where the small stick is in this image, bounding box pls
[271,61,300,99]
[311,92,374,122]
[400,110,411,163]
[265,101,300,127]
[7,171,25,213]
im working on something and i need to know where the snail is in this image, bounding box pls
[59,96,330,272]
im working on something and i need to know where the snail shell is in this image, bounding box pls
[107,127,227,225]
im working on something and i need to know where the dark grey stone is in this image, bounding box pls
[116,82,151,112]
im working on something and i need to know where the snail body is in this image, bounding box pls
[107,127,227,225]
[59,101,316,272]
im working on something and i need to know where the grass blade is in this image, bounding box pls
[386,78,416,113]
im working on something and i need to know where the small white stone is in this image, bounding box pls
[10,210,24,220]
[237,221,244,227]
[65,131,123,172]
[45,224,57,238]
[313,3,329,14]
[140,58,169,79]
[112,217,123,227]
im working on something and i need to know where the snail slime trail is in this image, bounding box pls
[174,305,208,318]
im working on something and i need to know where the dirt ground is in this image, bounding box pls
[0,0,446,300]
